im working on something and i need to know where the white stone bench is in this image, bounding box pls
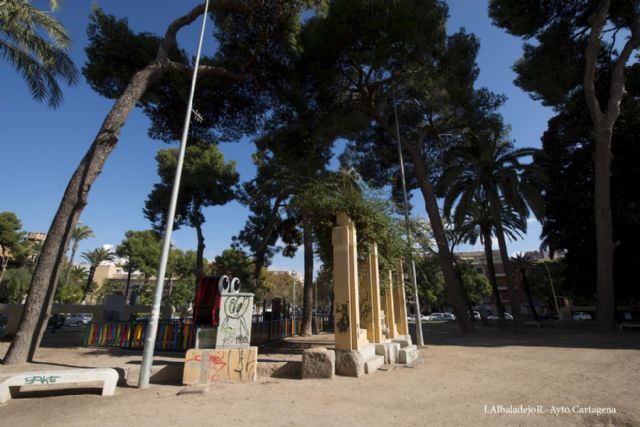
[0,368,118,403]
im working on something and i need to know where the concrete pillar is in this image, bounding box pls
[359,243,383,344]
[332,213,367,351]
[383,270,397,339]
[394,263,409,336]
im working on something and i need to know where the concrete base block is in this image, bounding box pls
[125,363,183,386]
[396,334,412,345]
[364,355,385,374]
[392,337,412,348]
[375,342,400,364]
[302,347,335,379]
[183,347,258,385]
[334,349,365,377]
[398,344,419,364]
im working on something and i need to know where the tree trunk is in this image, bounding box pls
[62,240,79,288]
[593,129,615,331]
[371,112,475,333]
[124,263,133,305]
[0,257,7,284]
[195,222,205,292]
[481,226,507,329]
[582,0,639,332]
[520,270,539,321]
[1,63,161,365]
[82,267,96,302]
[1,2,250,364]
[413,166,476,334]
[488,191,526,333]
[300,215,314,336]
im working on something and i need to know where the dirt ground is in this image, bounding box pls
[1,323,639,427]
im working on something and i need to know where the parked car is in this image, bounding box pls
[430,312,445,321]
[64,314,92,327]
[573,312,592,321]
[442,312,456,321]
[470,311,481,321]
[48,313,65,329]
[487,312,513,320]
[420,314,430,322]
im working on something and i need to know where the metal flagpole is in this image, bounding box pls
[138,0,210,388]
[392,86,424,347]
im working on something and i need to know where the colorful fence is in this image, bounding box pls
[83,315,331,352]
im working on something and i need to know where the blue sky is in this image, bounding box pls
[1,0,553,276]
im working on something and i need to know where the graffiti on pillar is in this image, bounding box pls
[360,291,372,322]
[220,295,251,346]
[335,303,350,333]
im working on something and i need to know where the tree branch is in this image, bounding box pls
[166,61,253,81]
[606,13,640,124]
[583,0,610,127]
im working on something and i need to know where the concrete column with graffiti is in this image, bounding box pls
[332,213,368,351]
[394,262,409,336]
[359,242,382,344]
[383,270,398,339]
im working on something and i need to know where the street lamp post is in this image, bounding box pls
[543,261,561,319]
[138,0,210,389]
[392,86,424,347]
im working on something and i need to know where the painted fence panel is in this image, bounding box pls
[84,315,330,352]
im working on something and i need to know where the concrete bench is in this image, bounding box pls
[0,368,118,403]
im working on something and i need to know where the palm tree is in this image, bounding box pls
[446,197,527,327]
[80,247,113,302]
[0,0,78,107]
[511,253,539,321]
[440,136,544,333]
[62,224,94,287]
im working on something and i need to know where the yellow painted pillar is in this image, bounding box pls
[394,263,409,336]
[384,270,398,339]
[359,243,383,343]
[332,213,365,350]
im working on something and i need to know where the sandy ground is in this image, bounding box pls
[1,323,639,427]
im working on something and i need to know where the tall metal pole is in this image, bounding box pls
[138,0,210,388]
[543,261,561,319]
[392,86,424,346]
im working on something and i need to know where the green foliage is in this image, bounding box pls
[0,0,77,107]
[145,143,239,233]
[537,95,640,302]
[414,255,445,311]
[0,211,24,253]
[212,248,255,292]
[294,172,405,274]
[458,261,492,306]
[261,270,297,302]
[489,1,640,109]
[82,7,183,100]
[115,230,162,279]
[72,224,94,245]
[55,265,87,304]
[527,260,570,304]
[0,267,31,303]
